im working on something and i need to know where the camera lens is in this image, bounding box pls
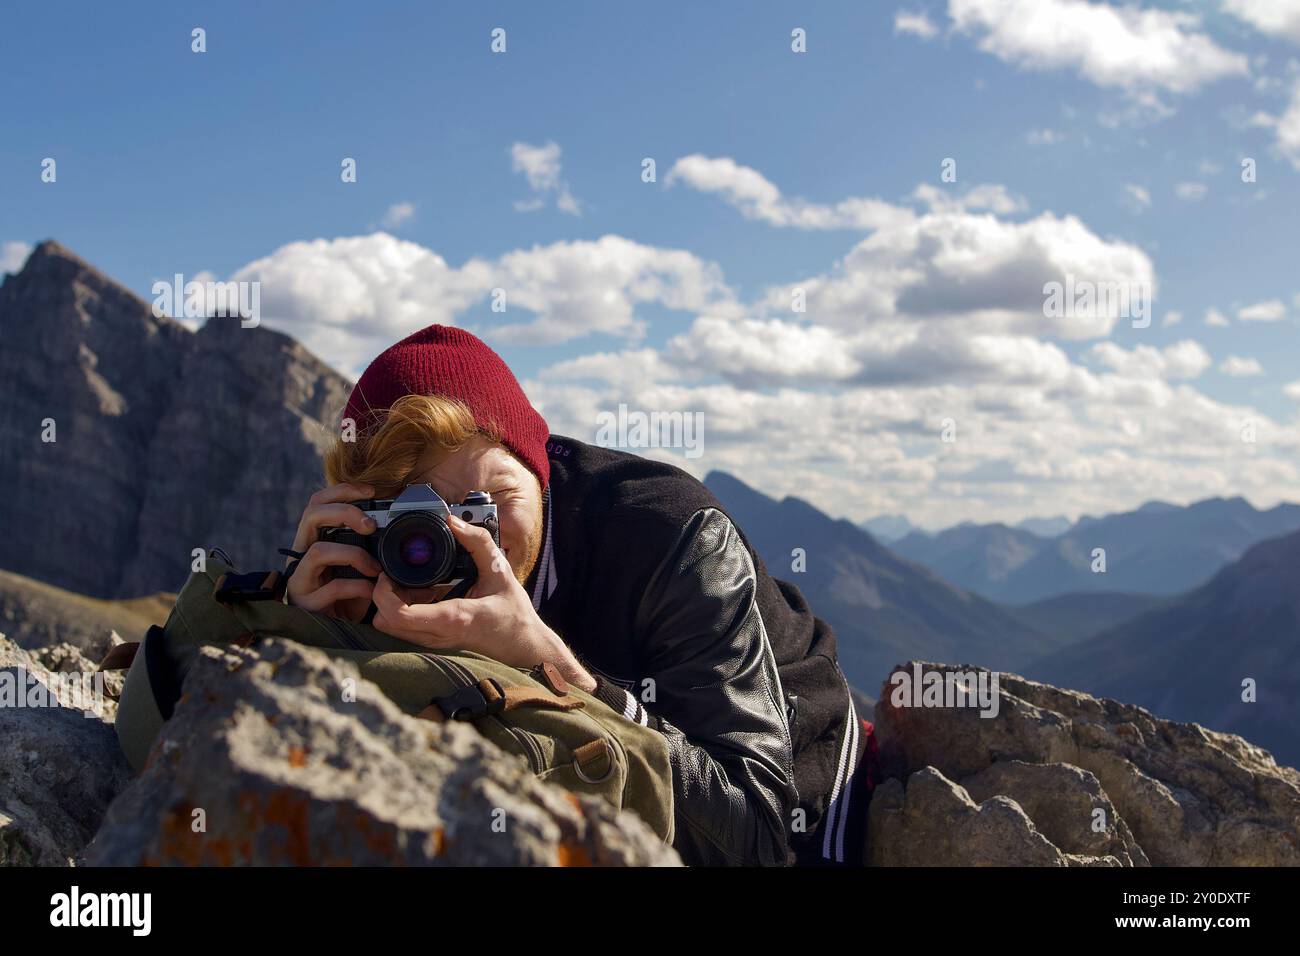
[379,511,456,588]
[399,532,435,567]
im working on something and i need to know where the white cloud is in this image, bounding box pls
[666,155,913,231]
[1088,340,1212,380]
[1284,379,1300,400]
[911,182,1028,215]
[540,348,682,389]
[378,202,415,230]
[1123,183,1152,211]
[1205,307,1231,326]
[1,241,32,274]
[1162,309,1183,327]
[511,141,581,215]
[1275,79,1300,170]
[662,315,1080,390]
[757,206,1154,341]
[671,155,1153,343]
[1027,128,1063,145]
[895,11,940,39]
[1175,181,1207,201]
[667,317,864,386]
[525,347,1300,530]
[947,0,1249,96]
[489,235,738,345]
[231,234,492,374]
[1223,0,1300,44]
[228,232,738,370]
[1237,299,1286,322]
[1220,355,1264,376]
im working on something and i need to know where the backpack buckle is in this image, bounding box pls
[214,570,286,605]
[431,678,506,720]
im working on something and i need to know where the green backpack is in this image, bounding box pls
[111,555,674,844]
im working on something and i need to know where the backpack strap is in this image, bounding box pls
[495,684,585,714]
[417,676,585,722]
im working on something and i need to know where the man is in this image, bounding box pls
[284,324,872,866]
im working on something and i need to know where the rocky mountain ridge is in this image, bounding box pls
[0,240,350,599]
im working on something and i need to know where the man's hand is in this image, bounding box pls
[284,483,381,620]
[371,514,597,693]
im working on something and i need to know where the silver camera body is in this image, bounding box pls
[321,484,499,592]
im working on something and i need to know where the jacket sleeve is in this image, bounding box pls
[588,507,796,866]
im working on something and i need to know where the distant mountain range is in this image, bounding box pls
[1014,515,1072,538]
[860,513,1071,543]
[705,472,1060,692]
[1027,530,1300,768]
[713,472,1299,768]
[857,515,918,543]
[0,240,348,598]
[891,497,1300,604]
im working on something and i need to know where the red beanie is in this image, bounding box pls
[343,325,551,489]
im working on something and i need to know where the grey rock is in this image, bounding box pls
[0,636,133,866]
[32,642,124,720]
[85,640,680,866]
[872,661,1300,866]
[961,760,1148,865]
[867,767,1066,866]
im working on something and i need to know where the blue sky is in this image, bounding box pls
[4,0,1300,528]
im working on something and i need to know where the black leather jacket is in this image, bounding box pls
[533,437,854,866]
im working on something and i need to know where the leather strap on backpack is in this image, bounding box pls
[494,683,585,714]
[417,676,585,722]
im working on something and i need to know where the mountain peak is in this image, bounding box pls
[19,238,107,280]
[30,238,78,261]
[2,237,154,324]
[703,470,775,510]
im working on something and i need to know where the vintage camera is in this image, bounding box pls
[320,484,499,591]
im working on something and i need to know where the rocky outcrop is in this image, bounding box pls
[869,662,1300,866]
[8,625,1298,867]
[0,241,350,599]
[0,635,133,865]
[85,640,680,866]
